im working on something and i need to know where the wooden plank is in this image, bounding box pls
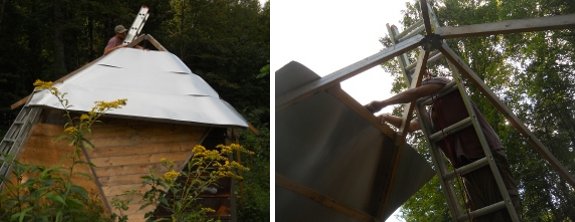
[276,173,374,222]
[399,50,430,138]
[89,141,195,158]
[93,161,185,177]
[326,87,397,140]
[18,135,73,166]
[28,123,63,137]
[437,14,575,38]
[144,35,168,51]
[88,131,201,148]
[17,135,106,209]
[90,150,192,167]
[439,42,575,186]
[419,0,433,35]
[102,183,151,197]
[122,203,154,218]
[277,34,424,110]
[99,174,144,186]
[89,122,205,139]
[92,118,206,138]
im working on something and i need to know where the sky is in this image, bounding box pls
[272,0,414,109]
[272,0,415,221]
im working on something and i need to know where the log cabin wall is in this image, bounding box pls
[17,109,214,222]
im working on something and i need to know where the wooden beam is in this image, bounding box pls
[326,87,397,140]
[373,50,430,220]
[437,14,575,39]
[277,34,424,110]
[438,42,575,187]
[144,34,168,51]
[276,173,374,222]
[399,50,430,138]
[419,0,433,35]
[127,34,169,51]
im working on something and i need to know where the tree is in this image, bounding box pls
[381,0,575,221]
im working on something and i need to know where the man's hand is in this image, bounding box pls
[364,101,386,113]
[377,113,392,124]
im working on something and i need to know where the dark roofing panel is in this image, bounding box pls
[276,62,434,221]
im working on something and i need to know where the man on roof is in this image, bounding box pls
[103,25,127,55]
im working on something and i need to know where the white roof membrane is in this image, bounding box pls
[28,48,247,128]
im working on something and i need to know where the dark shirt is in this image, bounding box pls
[423,77,503,167]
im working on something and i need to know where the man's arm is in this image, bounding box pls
[104,44,125,55]
[378,114,420,132]
[365,82,444,113]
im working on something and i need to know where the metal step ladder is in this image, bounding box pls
[385,4,520,222]
[0,100,42,186]
[123,5,150,45]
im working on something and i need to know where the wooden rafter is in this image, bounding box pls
[438,14,575,38]
[419,0,433,35]
[276,174,374,222]
[399,50,430,138]
[276,34,424,110]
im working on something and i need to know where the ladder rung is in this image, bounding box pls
[443,157,488,180]
[395,20,424,40]
[398,25,426,42]
[429,117,473,142]
[405,51,442,72]
[417,81,458,105]
[457,201,506,221]
[2,139,16,143]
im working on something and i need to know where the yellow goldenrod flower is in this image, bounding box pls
[230,143,241,150]
[33,79,54,90]
[163,169,180,182]
[192,145,206,154]
[64,126,78,135]
[80,114,90,121]
[94,99,128,112]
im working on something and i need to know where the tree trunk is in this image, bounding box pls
[52,0,67,76]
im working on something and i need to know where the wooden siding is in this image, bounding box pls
[17,115,210,222]
[88,118,209,221]
[17,123,103,206]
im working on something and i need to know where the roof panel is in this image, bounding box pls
[276,61,434,221]
[28,48,246,128]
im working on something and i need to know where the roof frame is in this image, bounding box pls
[277,0,575,200]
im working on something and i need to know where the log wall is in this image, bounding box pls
[17,112,210,222]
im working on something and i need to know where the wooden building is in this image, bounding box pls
[3,36,247,221]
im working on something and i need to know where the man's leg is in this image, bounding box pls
[462,151,520,221]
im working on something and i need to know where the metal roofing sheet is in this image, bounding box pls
[276,61,434,221]
[28,48,247,127]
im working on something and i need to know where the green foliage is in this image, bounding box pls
[400,176,450,222]
[135,144,252,222]
[387,0,575,221]
[0,80,126,222]
[237,127,270,221]
[162,0,270,124]
[0,160,107,222]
